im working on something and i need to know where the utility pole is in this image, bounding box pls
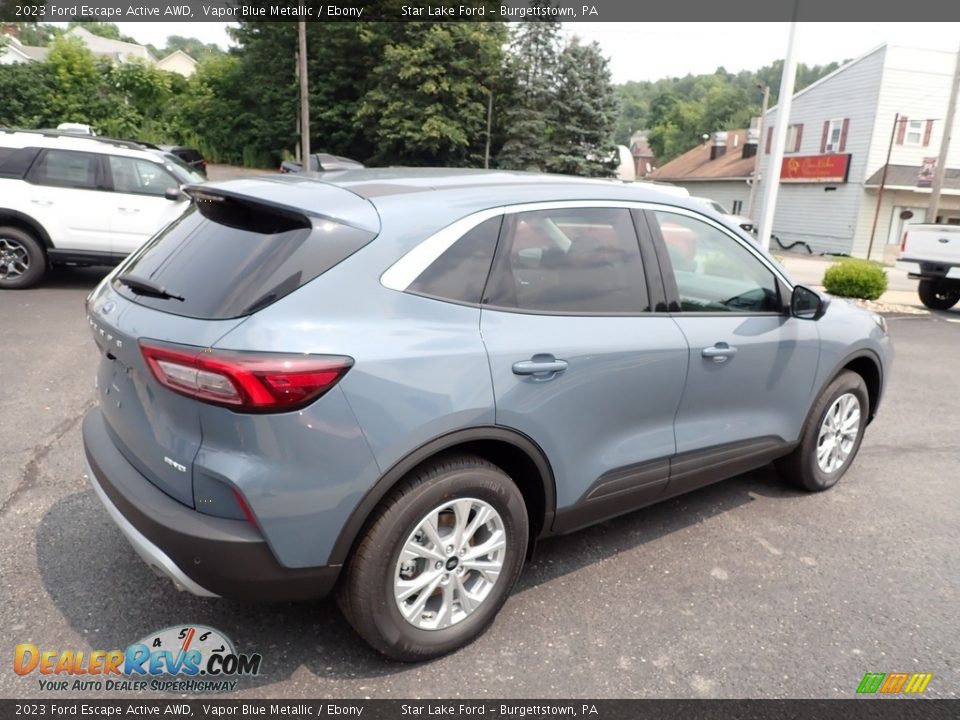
[298,21,310,168]
[484,89,493,169]
[747,84,770,222]
[926,43,960,223]
[757,16,799,252]
[867,114,902,261]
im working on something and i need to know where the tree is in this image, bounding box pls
[355,23,507,166]
[44,36,102,125]
[101,61,175,140]
[632,60,847,163]
[0,62,55,128]
[615,80,653,145]
[11,22,63,47]
[545,38,619,176]
[496,19,562,171]
[175,54,255,164]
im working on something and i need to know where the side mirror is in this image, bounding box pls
[164,187,186,202]
[791,284,829,320]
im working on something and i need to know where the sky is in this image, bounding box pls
[106,21,960,83]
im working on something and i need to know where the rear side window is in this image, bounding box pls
[114,198,376,319]
[483,207,649,314]
[27,149,102,190]
[407,216,502,305]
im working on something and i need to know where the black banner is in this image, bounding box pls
[2,700,959,720]
[3,0,960,22]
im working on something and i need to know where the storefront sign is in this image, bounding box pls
[780,154,851,183]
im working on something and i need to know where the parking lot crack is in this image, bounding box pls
[0,399,94,517]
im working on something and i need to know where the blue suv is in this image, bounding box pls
[83,169,891,660]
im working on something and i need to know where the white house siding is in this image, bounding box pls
[157,51,197,78]
[867,47,960,173]
[674,180,752,215]
[755,46,887,256]
[850,46,960,258]
[0,38,31,65]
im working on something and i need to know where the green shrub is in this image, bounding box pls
[822,259,888,300]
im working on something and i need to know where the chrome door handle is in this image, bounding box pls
[30,199,53,206]
[512,355,569,377]
[117,208,141,213]
[702,342,737,363]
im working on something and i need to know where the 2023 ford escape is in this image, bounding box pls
[83,170,891,660]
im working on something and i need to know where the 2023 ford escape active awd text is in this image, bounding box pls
[82,170,891,660]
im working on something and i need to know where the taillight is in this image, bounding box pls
[139,340,352,413]
[900,231,909,253]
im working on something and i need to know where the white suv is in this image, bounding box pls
[0,130,196,289]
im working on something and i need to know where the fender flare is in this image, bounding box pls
[0,208,54,249]
[814,348,885,422]
[327,426,556,566]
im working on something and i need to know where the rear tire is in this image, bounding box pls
[918,279,960,310]
[777,371,869,492]
[0,226,46,289]
[337,454,528,661]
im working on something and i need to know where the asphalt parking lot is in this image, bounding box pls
[1,269,958,700]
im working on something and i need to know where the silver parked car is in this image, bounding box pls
[83,169,892,660]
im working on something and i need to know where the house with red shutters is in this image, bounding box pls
[754,44,960,260]
[655,44,960,261]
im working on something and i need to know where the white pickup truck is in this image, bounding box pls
[896,224,960,310]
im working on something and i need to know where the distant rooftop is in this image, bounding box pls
[651,130,756,182]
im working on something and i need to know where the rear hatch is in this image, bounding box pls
[86,179,379,507]
[901,225,960,266]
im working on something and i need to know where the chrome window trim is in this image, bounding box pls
[380,206,505,291]
[380,200,793,293]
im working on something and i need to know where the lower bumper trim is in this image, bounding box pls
[88,461,218,597]
[83,407,341,601]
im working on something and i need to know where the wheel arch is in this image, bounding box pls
[0,209,53,249]
[820,349,883,425]
[328,426,556,566]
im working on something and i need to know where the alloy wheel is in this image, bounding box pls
[394,498,506,631]
[0,237,30,280]
[816,392,861,474]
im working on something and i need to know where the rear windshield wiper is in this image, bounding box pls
[117,275,185,302]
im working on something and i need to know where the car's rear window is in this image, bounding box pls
[113,196,376,319]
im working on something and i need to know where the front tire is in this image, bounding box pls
[777,371,869,492]
[918,279,960,310]
[0,226,46,289]
[337,454,528,661]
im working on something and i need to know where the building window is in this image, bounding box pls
[825,119,844,153]
[904,119,924,145]
[784,124,803,153]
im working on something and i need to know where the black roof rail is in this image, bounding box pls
[0,128,151,152]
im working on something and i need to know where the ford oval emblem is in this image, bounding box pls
[101,301,116,315]
[938,238,949,244]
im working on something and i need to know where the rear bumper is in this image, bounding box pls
[83,407,340,601]
[896,259,960,280]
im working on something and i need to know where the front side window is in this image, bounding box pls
[109,156,178,196]
[484,207,649,314]
[27,149,101,190]
[654,211,780,313]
